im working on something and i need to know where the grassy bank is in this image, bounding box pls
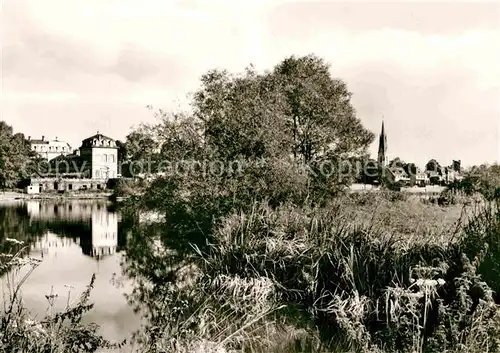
[121,191,500,353]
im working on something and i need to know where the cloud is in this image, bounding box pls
[106,44,187,84]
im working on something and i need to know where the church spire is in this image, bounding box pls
[378,120,387,167]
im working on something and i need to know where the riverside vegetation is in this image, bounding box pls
[2,55,500,352]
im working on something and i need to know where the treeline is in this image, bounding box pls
[449,163,500,200]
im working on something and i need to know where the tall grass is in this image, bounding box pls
[123,193,500,353]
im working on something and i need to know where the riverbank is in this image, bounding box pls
[0,190,112,202]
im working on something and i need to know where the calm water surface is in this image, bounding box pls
[0,200,141,348]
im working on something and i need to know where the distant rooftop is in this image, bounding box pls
[30,139,49,144]
[29,136,70,145]
[80,132,117,149]
[82,132,115,142]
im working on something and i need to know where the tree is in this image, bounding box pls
[403,162,417,175]
[389,157,405,169]
[193,54,374,163]
[426,159,442,175]
[403,162,418,185]
[453,163,500,200]
[122,125,160,177]
[125,127,158,162]
[115,140,128,164]
[193,67,291,160]
[155,112,205,162]
[274,55,374,163]
[0,121,33,189]
[132,54,375,205]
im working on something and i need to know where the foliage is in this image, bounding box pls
[448,164,500,201]
[193,55,374,163]
[121,191,500,353]
[0,240,126,352]
[121,55,374,200]
[113,54,500,353]
[0,121,35,189]
[426,159,443,175]
[116,139,128,165]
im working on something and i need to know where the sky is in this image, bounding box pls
[1,0,499,167]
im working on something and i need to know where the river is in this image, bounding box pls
[0,200,141,350]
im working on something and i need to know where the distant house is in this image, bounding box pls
[425,160,463,186]
[387,166,411,185]
[29,136,72,161]
[427,170,442,185]
[415,168,429,186]
[444,160,463,184]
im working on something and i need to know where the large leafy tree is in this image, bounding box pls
[0,121,33,189]
[193,67,291,160]
[128,54,375,204]
[274,55,374,163]
[389,157,405,169]
[193,55,374,163]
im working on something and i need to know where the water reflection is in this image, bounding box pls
[23,201,124,260]
[0,200,139,345]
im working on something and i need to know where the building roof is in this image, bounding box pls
[82,133,115,142]
[30,138,71,147]
[30,139,49,144]
[388,166,407,174]
[80,132,117,149]
[378,121,387,155]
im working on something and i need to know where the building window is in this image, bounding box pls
[110,155,115,163]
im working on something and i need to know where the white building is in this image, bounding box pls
[79,133,119,180]
[29,136,72,161]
